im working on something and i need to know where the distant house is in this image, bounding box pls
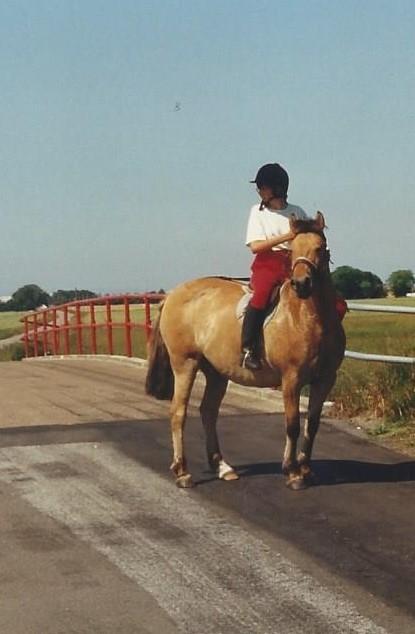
[0,295,12,303]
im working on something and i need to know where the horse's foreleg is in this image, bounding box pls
[199,366,238,482]
[170,357,198,488]
[297,372,337,481]
[281,373,304,490]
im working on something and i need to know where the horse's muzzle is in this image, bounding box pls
[291,275,313,299]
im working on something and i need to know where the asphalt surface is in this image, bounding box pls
[0,358,414,633]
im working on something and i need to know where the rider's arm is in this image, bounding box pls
[248,231,295,254]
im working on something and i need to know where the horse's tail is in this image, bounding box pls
[145,302,174,400]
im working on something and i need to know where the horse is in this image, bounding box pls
[145,212,346,490]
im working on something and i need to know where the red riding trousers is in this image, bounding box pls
[250,250,292,310]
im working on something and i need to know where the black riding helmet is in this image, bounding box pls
[250,163,289,198]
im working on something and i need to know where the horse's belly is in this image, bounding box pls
[226,366,282,389]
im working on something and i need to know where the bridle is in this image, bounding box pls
[291,256,319,274]
[290,247,331,280]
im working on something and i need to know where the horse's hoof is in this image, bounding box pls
[175,474,194,488]
[286,475,309,491]
[221,470,239,482]
[300,467,317,484]
[216,460,239,482]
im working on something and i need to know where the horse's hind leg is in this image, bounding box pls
[170,356,198,488]
[297,372,337,482]
[200,364,238,482]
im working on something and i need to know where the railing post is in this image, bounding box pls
[42,310,48,356]
[90,303,97,354]
[75,304,83,354]
[33,315,39,357]
[52,308,59,355]
[124,296,132,357]
[23,316,29,358]
[106,300,113,355]
[63,306,70,354]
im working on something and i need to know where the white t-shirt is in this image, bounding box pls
[245,202,309,251]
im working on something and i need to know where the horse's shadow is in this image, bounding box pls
[233,459,415,486]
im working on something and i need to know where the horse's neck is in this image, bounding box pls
[281,275,336,326]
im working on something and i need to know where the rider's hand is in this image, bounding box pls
[284,230,297,242]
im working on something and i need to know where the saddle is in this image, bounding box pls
[207,276,282,327]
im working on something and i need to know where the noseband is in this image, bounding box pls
[291,256,319,274]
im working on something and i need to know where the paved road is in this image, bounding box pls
[0,358,414,633]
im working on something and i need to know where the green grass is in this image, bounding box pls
[0,342,26,361]
[343,312,415,356]
[67,325,149,358]
[349,296,415,307]
[0,311,26,340]
[331,301,415,424]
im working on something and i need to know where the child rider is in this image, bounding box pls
[241,162,309,370]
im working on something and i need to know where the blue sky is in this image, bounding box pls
[1,0,414,294]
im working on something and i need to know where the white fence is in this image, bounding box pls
[345,303,415,364]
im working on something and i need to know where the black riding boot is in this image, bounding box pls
[240,304,265,370]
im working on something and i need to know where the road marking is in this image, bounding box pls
[0,443,386,634]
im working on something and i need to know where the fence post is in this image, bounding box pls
[52,308,59,355]
[106,300,113,355]
[42,310,48,355]
[75,304,83,354]
[33,314,39,357]
[63,306,70,355]
[90,303,97,355]
[124,297,132,357]
[23,317,30,358]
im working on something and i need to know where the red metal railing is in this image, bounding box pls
[21,293,165,359]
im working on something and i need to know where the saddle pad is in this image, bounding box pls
[235,285,280,328]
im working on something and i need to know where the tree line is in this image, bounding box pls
[0,285,97,312]
[332,267,414,299]
[0,270,413,312]
[0,284,167,312]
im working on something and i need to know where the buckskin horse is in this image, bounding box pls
[145,212,346,490]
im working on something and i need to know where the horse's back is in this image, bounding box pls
[160,277,244,357]
[163,277,244,315]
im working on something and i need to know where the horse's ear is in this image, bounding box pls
[315,211,326,230]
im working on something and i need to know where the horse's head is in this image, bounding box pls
[289,212,329,299]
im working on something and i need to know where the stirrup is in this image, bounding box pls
[240,349,262,370]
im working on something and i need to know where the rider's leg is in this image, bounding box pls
[240,251,291,371]
[240,303,266,370]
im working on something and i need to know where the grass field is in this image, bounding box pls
[350,297,415,307]
[0,311,26,340]
[330,298,415,430]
